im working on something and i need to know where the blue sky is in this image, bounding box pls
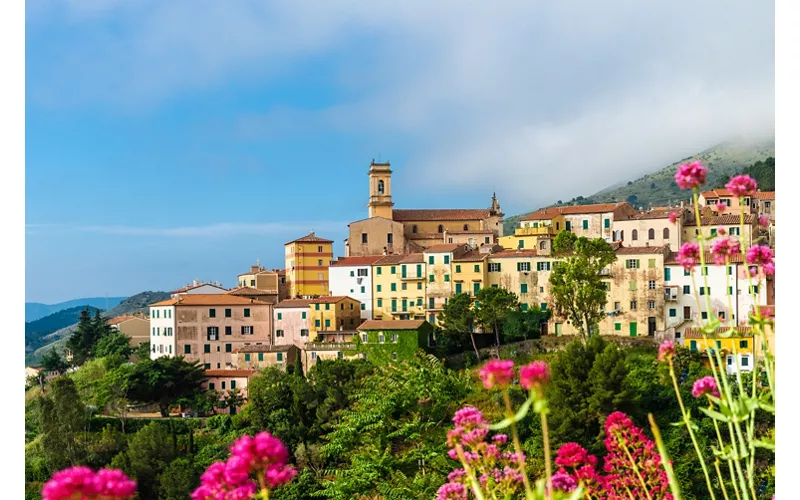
[25,0,774,304]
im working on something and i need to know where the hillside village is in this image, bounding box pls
[26,159,776,410]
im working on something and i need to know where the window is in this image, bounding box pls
[244,308,251,317]
[625,259,640,269]
[377,285,382,292]
[615,323,621,331]
[517,262,531,272]
[444,275,450,282]
[750,285,759,294]
[325,303,330,310]
[276,352,283,362]
[207,327,219,341]
[540,303,548,311]
[315,319,321,328]
[648,258,656,269]
[684,268,690,276]
[379,333,385,343]
[664,268,671,282]
[702,266,708,276]
[648,280,656,290]
[455,265,461,273]
[428,256,434,265]
[582,219,589,230]
[209,308,216,318]
[438,225,444,233]
[630,301,637,310]
[325,319,331,328]
[632,229,638,240]
[377,299,383,307]
[521,283,528,294]
[392,333,398,343]
[377,267,382,275]
[648,300,655,310]
[614,301,621,310]
[710,228,717,236]
[521,303,528,311]
[411,224,418,234]
[362,233,368,244]
[648,228,655,240]
[301,329,309,337]
[221,381,226,390]
[350,270,355,277]
[225,344,232,353]
[630,280,637,291]
[276,329,284,338]
[604,218,610,228]
[663,227,670,239]
[391,283,397,292]
[701,311,708,319]
[301,311,307,319]
[204,344,211,353]
[361,285,366,292]
[311,352,317,361]
[669,308,676,317]
[358,268,368,277]
[489,262,502,272]
[387,233,393,244]
[184,344,191,354]
[429,298,435,309]
[683,285,691,295]
[444,255,450,264]
[719,311,725,320]
[208,382,215,390]
[536,262,551,271]
[729,286,734,295]
[472,264,480,273]
[277,313,282,320]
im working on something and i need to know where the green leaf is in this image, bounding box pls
[489,398,533,430]
[752,439,775,451]
[699,406,730,422]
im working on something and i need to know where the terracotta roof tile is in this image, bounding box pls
[330,256,385,267]
[236,344,296,353]
[700,189,734,198]
[151,295,271,307]
[425,243,464,253]
[453,250,488,262]
[521,202,628,221]
[446,229,496,234]
[374,254,407,265]
[399,253,425,263]
[274,299,315,309]
[392,209,493,222]
[615,245,669,255]
[683,326,753,339]
[227,287,277,296]
[170,283,228,294]
[106,315,142,324]
[490,249,542,259]
[204,369,258,377]
[754,305,775,320]
[753,191,775,200]
[358,319,427,330]
[285,232,333,245]
[684,214,757,226]
[623,208,687,221]
[309,295,357,304]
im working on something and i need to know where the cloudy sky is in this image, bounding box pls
[25,0,774,303]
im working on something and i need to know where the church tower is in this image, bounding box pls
[367,159,394,219]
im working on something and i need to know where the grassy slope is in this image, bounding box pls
[503,137,775,235]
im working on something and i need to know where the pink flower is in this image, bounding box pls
[715,201,727,213]
[710,238,741,265]
[555,443,597,469]
[452,406,487,427]
[492,434,508,444]
[436,482,468,499]
[519,361,550,392]
[42,467,136,500]
[657,341,675,363]
[692,376,720,398]
[675,160,708,190]
[93,469,137,499]
[676,242,701,271]
[265,465,298,489]
[479,360,515,389]
[447,469,466,481]
[758,214,770,227]
[746,245,774,274]
[668,212,679,224]
[551,472,577,492]
[725,175,758,197]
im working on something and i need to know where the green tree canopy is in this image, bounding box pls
[127,357,207,417]
[40,348,68,374]
[474,287,520,353]
[94,331,133,359]
[39,377,87,470]
[438,292,479,358]
[503,308,550,342]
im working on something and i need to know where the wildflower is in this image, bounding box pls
[492,433,508,444]
[42,466,137,500]
[479,359,515,389]
[447,469,466,481]
[746,245,775,275]
[436,482,468,499]
[669,211,679,224]
[519,361,549,393]
[715,201,727,213]
[725,174,758,197]
[657,340,675,363]
[675,160,707,190]
[710,238,741,265]
[555,442,597,469]
[551,472,577,492]
[759,214,769,227]
[676,242,701,271]
[452,406,487,427]
[93,469,137,499]
[692,376,720,398]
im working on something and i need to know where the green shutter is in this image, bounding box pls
[377,267,382,275]
[497,263,501,272]
[473,283,480,294]
[391,266,396,274]
[455,283,462,293]
[401,265,407,278]
[614,323,621,331]
[455,265,461,273]
[665,268,671,281]
[444,256,450,264]
[604,219,610,228]
[277,313,282,320]
[428,256,434,265]
[518,239,524,249]
[245,353,250,361]
[416,264,422,276]
[521,303,528,311]
[474,265,480,272]
[582,220,588,229]
[629,322,637,337]
[521,283,528,294]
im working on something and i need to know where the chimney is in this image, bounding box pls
[680,201,685,209]
[177,295,182,304]
[251,265,259,273]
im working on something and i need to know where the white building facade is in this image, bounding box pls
[149,304,176,359]
[328,256,382,320]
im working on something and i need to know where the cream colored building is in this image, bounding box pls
[698,189,756,216]
[235,264,281,303]
[683,213,757,248]
[235,345,299,371]
[273,298,313,348]
[612,208,684,251]
[106,314,150,348]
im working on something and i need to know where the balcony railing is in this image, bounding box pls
[515,226,556,236]
[305,342,356,351]
[665,287,678,301]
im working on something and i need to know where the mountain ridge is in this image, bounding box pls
[26,296,126,323]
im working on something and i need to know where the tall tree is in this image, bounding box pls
[549,232,616,338]
[40,348,68,374]
[94,331,133,359]
[123,422,178,499]
[127,357,207,417]
[97,363,134,433]
[474,287,520,355]
[39,377,88,470]
[133,341,151,361]
[66,308,97,365]
[503,308,550,342]
[438,292,480,359]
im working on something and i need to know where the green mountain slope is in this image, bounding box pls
[25,306,102,354]
[26,296,125,322]
[503,137,775,235]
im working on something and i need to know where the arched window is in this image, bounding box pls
[438,225,444,233]
[648,228,655,240]
[632,229,638,241]
[463,224,469,231]
[412,225,418,233]
[663,227,670,239]
[540,241,547,250]
[377,180,384,194]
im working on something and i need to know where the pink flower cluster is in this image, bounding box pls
[42,466,136,500]
[668,212,680,224]
[554,413,672,500]
[691,376,720,398]
[439,406,525,500]
[674,161,707,190]
[479,359,551,392]
[676,242,700,271]
[746,244,775,276]
[710,238,741,265]
[658,340,675,363]
[192,431,297,500]
[725,175,758,197]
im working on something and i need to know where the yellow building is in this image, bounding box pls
[423,244,471,325]
[308,296,362,340]
[452,250,489,297]
[372,254,427,321]
[684,326,755,374]
[285,232,334,298]
[683,213,757,248]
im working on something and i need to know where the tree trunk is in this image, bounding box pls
[494,321,501,358]
[469,331,480,362]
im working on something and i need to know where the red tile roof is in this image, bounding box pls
[274,299,315,309]
[170,283,228,294]
[615,245,669,255]
[374,254,407,265]
[358,319,427,330]
[106,315,144,325]
[754,305,775,320]
[453,250,488,262]
[392,209,493,222]
[309,296,356,304]
[521,203,629,221]
[490,249,542,258]
[151,295,272,307]
[330,256,385,267]
[753,191,775,200]
[684,214,757,226]
[204,370,258,377]
[424,243,464,253]
[227,287,277,296]
[399,253,425,263]
[285,232,333,245]
[623,208,686,221]
[700,189,734,198]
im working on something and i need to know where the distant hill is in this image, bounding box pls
[25,305,101,354]
[503,137,775,235]
[105,291,170,317]
[26,296,125,322]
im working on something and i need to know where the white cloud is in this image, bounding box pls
[27,0,774,208]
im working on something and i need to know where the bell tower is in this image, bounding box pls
[368,159,394,219]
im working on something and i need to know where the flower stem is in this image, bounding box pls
[502,390,534,499]
[618,435,654,500]
[540,411,552,498]
[647,413,682,500]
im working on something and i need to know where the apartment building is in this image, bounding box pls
[452,249,489,297]
[285,232,334,298]
[273,299,313,349]
[683,213,758,248]
[372,254,427,321]
[328,256,384,320]
[149,294,273,369]
[698,189,756,217]
[683,327,755,375]
[612,208,684,251]
[308,296,362,340]
[303,329,361,367]
[234,263,281,304]
[235,345,299,371]
[752,191,776,222]
[423,244,471,325]
[106,314,150,348]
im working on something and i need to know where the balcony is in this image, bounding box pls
[398,273,425,281]
[515,226,556,237]
[305,342,356,351]
[665,286,679,301]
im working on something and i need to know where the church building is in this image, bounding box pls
[344,160,504,257]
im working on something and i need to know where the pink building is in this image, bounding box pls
[273,298,313,349]
[149,294,273,370]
